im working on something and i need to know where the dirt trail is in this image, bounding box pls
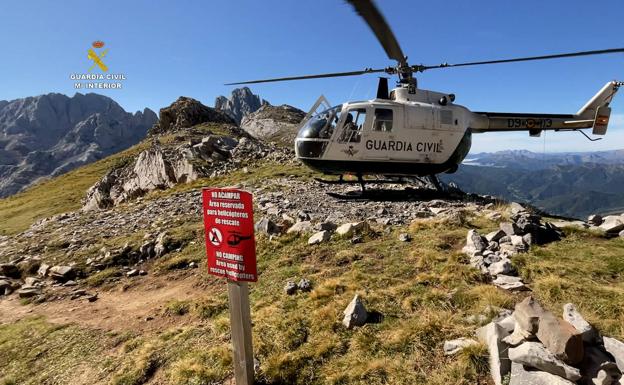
[0,271,224,333]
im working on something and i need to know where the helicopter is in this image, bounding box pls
[226,0,624,192]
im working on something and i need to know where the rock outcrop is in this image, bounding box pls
[0,93,156,197]
[215,87,266,124]
[148,96,235,136]
[240,104,305,143]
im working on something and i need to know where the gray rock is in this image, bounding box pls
[240,104,305,142]
[215,87,265,124]
[488,258,514,276]
[580,345,622,385]
[284,281,297,295]
[49,265,75,281]
[513,296,544,336]
[501,222,522,236]
[509,362,576,385]
[0,279,11,295]
[600,216,624,234]
[297,278,312,292]
[510,202,527,215]
[342,294,368,329]
[287,221,313,234]
[126,269,139,277]
[562,303,598,344]
[0,263,19,278]
[604,337,624,372]
[335,222,369,237]
[476,322,511,385]
[466,229,487,252]
[493,275,528,291]
[37,263,50,277]
[255,217,279,235]
[588,214,603,226]
[508,342,581,381]
[443,337,479,356]
[486,230,506,242]
[398,233,411,242]
[308,230,331,245]
[17,287,42,298]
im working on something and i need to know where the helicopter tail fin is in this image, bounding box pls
[576,81,621,135]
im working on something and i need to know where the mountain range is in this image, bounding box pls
[443,150,624,218]
[0,93,157,197]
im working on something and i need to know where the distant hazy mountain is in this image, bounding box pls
[0,93,157,197]
[214,87,267,124]
[443,150,624,218]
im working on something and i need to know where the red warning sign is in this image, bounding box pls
[202,188,257,282]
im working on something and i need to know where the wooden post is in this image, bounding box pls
[227,280,254,385]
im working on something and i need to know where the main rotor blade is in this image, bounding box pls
[347,0,407,66]
[418,48,624,71]
[224,67,387,85]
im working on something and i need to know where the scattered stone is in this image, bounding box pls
[308,230,330,245]
[335,222,369,237]
[486,230,506,243]
[342,294,368,329]
[599,216,624,234]
[17,287,42,298]
[509,202,526,215]
[287,221,313,234]
[488,258,514,276]
[509,362,576,385]
[443,338,479,356]
[255,217,279,235]
[24,277,40,286]
[188,262,198,269]
[588,214,603,226]
[562,303,598,344]
[466,229,487,252]
[535,311,584,365]
[508,342,581,381]
[493,275,528,291]
[63,280,77,287]
[37,263,50,277]
[297,278,312,292]
[513,296,544,336]
[49,265,76,282]
[0,263,19,278]
[398,233,411,242]
[127,269,139,277]
[580,345,622,385]
[501,222,522,236]
[139,270,147,276]
[476,322,511,385]
[283,281,297,295]
[85,293,98,302]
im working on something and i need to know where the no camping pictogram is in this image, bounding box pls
[209,227,223,247]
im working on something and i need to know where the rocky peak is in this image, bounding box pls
[240,104,305,143]
[214,87,267,124]
[149,96,235,136]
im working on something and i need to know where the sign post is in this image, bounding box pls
[202,188,257,385]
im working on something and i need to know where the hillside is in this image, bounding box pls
[443,151,624,218]
[1,102,624,385]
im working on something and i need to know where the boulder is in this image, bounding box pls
[17,287,42,298]
[501,222,522,236]
[510,202,527,215]
[0,279,11,295]
[513,296,544,336]
[562,303,598,344]
[335,222,369,237]
[476,322,511,385]
[0,263,19,278]
[308,230,330,245]
[49,265,76,282]
[508,342,581,381]
[536,312,584,365]
[255,217,279,235]
[287,221,313,234]
[398,233,411,242]
[297,278,312,292]
[600,216,624,234]
[509,362,576,385]
[604,337,624,372]
[283,281,297,295]
[466,229,487,252]
[342,294,368,329]
[37,263,50,277]
[588,214,603,226]
[488,258,514,276]
[486,230,507,243]
[493,275,528,291]
[443,338,479,356]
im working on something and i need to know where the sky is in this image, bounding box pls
[1,0,623,153]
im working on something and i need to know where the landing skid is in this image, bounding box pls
[315,174,446,192]
[319,174,448,200]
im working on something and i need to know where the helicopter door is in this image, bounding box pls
[363,107,399,160]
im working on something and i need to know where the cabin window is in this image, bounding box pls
[339,108,366,143]
[389,90,395,100]
[373,108,393,132]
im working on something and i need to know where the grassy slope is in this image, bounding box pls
[1,213,623,384]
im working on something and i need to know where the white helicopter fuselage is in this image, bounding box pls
[295,82,619,177]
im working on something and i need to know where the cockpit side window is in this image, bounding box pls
[339,108,366,143]
[373,108,393,132]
